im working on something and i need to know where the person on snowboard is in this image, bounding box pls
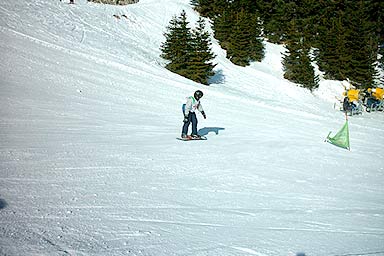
[181,90,206,139]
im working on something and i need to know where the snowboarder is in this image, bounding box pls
[181,90,206,139]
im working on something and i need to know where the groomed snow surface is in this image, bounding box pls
[1,0,383,255]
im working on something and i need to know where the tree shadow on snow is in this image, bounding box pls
[198,127,225,136]
[209,69,225,84]
[0,198,7,210]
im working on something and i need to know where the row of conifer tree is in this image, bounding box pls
[160,12,216,85]
[160,0,384,90]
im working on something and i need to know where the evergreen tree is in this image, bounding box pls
[212,8,234,50]
[258,0,319,44]
[282,21,319,91]
[344,1,378,88]
[317,15,351,80]
[261,0,300,44]
[160,10,193,79]
[226,10,254,66]
[261,0,287,44]
[380,45,384,86]
[188,18,217,85]
[247,12,265,63]
[160,11,216,85]
[190,0,214,18]
[365,1,384,44]
[225,10,264,66]
[195,0,383,90]
[379,44,384,70]
[160,16,180,62]
[191,0,228,19]
[316,1,378,88]
[365,1,384,86]
[295,0,322,47]
[208,0,265,66]
[231,0,260,13]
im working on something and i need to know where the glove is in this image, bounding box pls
[183,115,189,123]
[201,111,206,119]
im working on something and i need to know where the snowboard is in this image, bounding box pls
[177,135,207,141]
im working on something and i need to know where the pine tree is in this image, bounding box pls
[316,1,378,88]
[160,10,193,79]
[261,0,294,44]
[160,16,180,62]
[380,45,384,85]
[282,21,319,91]
[262,3,286,43]
[195,0,383,89]
[296,0,322,47]
[226,10,264,66]
[160,12,216,85]
[365,1,384,86]
[317,15,351,80]
[212,8,233,50]
[344,1,378,88]
[247,12,265,62]
[365,0,384,44]
[379,45,384,70]
[231,0,260,13]
[191,0,228,19]
[190,0,213,18]
[188,18,217,85]
[226,10,253,66]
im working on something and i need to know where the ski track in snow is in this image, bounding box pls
[1,0,384,255]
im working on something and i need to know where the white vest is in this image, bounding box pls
[184,96,203,116]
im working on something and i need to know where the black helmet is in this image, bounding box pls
[194,90,203,100]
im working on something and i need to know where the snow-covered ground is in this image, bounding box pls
[1,0,383,255]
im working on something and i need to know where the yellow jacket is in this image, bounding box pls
[344,89,360,102]
[372,88,384,100]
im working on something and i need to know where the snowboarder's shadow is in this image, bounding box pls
[0,198,7,210]
[198,127,225,136]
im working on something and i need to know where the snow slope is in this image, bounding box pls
[1,0,384,255]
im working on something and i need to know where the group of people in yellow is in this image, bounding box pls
[367,87,384,101]
[342,83,384,115]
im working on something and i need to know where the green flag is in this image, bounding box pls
[326,120,350,150]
